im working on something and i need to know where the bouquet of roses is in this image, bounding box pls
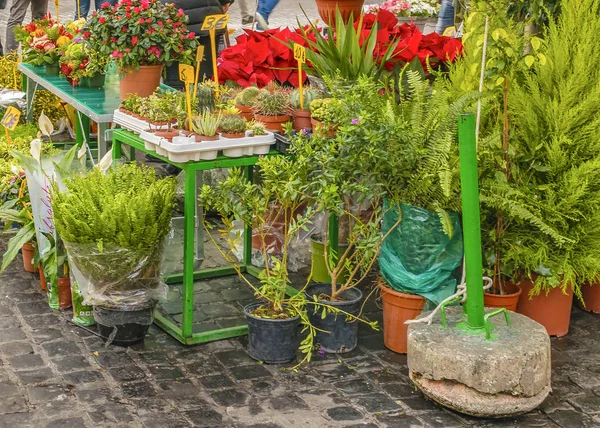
[84,0,198,70]
[364,0,439,18]
[15,16,83,66]
[59,39,108,85]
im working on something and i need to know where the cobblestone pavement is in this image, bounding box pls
[2,236,600,428]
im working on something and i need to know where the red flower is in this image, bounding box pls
[138,18,145,24]
[121,26,127,32]
[101,2,110,8]
[83,31,91,38]
[133,6,141,13]
[111,37,117,42]
[157,21,163,26]
[99,16,106,24]
[146,17,152,23]
[177,8,184,17]
[131,35,138,46]
[188,32,195,39]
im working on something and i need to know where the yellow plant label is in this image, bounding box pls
[196,45,205,63]
[1,106,21,131]
[178,64,195,84]
[294,44,306,64]
[201,14,230,31]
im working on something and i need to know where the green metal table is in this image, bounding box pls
[19,63,122,162]
[112,129,274,345]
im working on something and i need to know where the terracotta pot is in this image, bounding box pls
[379,282,426,354]
[58,278,73,309]
[119,65,163,100]
[38,265,47,292]
[196,134,220,142]
[311,117,337,138]
[292,109,312,132]
[119,107,130,114]
[579,283,600,314]
[155,128,179,142]
[315,0,365,26]
[517,278,573,337]
[236,105,254,122]
[484,281,522,312]
[221,132,245,139]
[252,221,285,255]
[254,114,291,133]
[21,242,36,273]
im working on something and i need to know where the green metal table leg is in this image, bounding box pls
[112,134,122,160]
[181,165,197,340]
[243,165,254,266]
[75,112,90,148]
[25,77,37,122]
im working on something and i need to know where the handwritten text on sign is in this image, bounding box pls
[201,14,230,31]
[1,106,21,131]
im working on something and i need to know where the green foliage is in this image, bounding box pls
[192,109,221,137]
[291,88,321,111]
[234,87,261,107]
[252,90,291,116]
[308,98,341,124]
[480,0,600,297]
[121,94,143,114]
[218,115,246,134]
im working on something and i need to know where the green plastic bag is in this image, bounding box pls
[379,202,463,305]
[71,278,95,326]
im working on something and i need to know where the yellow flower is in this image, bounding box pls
[68,18,86,30]
[56,36,71,47]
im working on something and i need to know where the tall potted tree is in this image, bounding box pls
[85,0,198,99]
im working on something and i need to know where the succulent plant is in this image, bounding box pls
[253,90,291,116]
[309,98,341,124]
[248,120,267,136]
[196,86,215,112]
[234,87,261,107]
[219,115,247,135]
[192,109,222,137]
[291,88,321,111]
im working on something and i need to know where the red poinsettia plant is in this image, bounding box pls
[84,0,198,70]
[218,27,314,88]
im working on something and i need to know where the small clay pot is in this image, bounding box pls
[236,105,254,122]
[21,242,37,273]
[255,114,291,133]
[196,135,220,142]
[484,281,522,312]
[155,128,180,142]
[292,109,312,132]
[311,117,337,138]
[58,277,73,309]
[221,132,245,139]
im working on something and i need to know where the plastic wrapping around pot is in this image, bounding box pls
[70,278,95,326]
[94,304,155,346]
[379,202,463,306]
[64,241,167,308]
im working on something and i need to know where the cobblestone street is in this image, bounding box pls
[1,239,600,428]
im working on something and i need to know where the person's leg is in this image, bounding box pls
[75,0,91,20]
[435,0,455,34]
[238,0,254,23]
[256,0,280,26]
[30,0,47,19]
[5,0,32,52]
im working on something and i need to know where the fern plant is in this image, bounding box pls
[51,164,176,305]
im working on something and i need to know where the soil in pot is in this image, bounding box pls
[484,281,522,312]
[221,132,245,139]
[119,65,163,100]
[38,265,47,291]
[236,105,254,122]
[292,109,312,132]
[306,283,363,353]
[58,278,73,309]
[517,278,573,337]
[577,283,600,314]
[94,304,155,346]
[155,128,180,142]
[21,242,36,273]
[379,282,426,354]
[254,114,291,133]
[244,302,300,363]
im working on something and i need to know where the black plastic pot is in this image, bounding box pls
[274,132,293,154]
[306,283,363,353]
[244,302,300,363]
[94,304,155,346]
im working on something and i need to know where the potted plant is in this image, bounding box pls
[120,94,143,118]
[364,0,439,32]
[234,87,262,121]
[147,92,182,141]
[247,121,267,137]
[309,98,340,138]
[84,0,198,99]
[15,15,80,74]
[290,88,321,132]
[192,109,222,141]
[314,1,366,26]
[219,115,247,139]
[51,163,176,346]
[59,39,108,88]
[252,88,291,133]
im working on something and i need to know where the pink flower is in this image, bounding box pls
[188,32,195,39]
[138,18,145,24]
[146,17,152,23]
[157,21,163,26]
[131,35,138,46]
[99,16,106,24]
[133,6,141,13]
[111,49,123,58]
[101,2,110,8]
[177,8,184,17]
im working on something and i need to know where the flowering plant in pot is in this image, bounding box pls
[84,0,198,99]
[252,87,292,133]
[363,0,439,17]
[192,109,222,141]
[290,88,321,132]
[219,115,247,139]
[59,39,108,87]
[15,15,81,72]
[200,155,377,368]
[51,163,176,346]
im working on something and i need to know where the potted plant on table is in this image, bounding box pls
[252,88,291,133]
[84,0,198,99]
[142,92,182,141]
[290,88,321,132]
[314,1,366,26]
[234,87,261,122]
[59,39,108,88]
[51,163,176,346]
[219,115,247,139]
[309,98,340,138]
[192,109,222,141]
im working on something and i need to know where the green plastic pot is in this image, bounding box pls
[80,73,106,88]
[311,235,349,284]
[45,64,59,75]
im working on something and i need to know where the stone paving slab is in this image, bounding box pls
[1,236,600,427]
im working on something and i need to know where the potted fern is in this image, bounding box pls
[51,163,176,346]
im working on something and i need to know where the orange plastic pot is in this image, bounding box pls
[484,281,522,312]
[292,109,312,132]
[315,0,365,26]
[517,278,573,337]
[21,242,36,273]
[58,278,73,309]
[254,114,291,133]
[119,65,163,100]
[236,105,254,122]
[579,283,600,314]
[379,282,426,354]
[39,265,47,291]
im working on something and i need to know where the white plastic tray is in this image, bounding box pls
[113,109,178,137]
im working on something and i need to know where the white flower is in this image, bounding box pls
[38,111,54,137]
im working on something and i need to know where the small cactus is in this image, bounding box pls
[235,87,261,107]
[219,114,247,134]
[291,88,321,110]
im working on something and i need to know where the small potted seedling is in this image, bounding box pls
[149,93,181,141]
[310,98,340,138]
[219,115,247,139]
[120,93,143,118]
[291,88,321,132]
[247,120,267,137]
[192,109,222,141]
[234,87,261,121]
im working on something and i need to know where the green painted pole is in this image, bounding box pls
[458,113,485,330]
